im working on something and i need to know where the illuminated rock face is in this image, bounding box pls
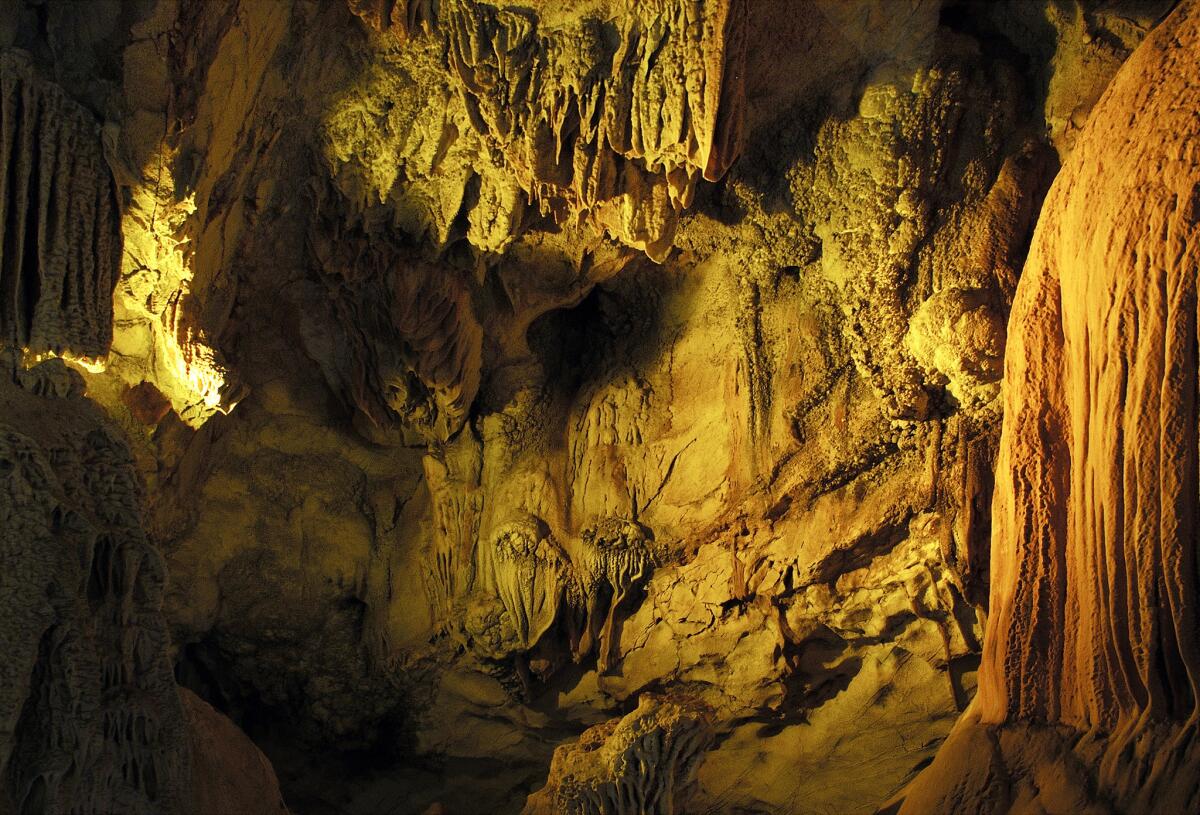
[894,2,1200,812]
[981,0,1200,737]
[348,0,747,261]
[0,1,1190,814]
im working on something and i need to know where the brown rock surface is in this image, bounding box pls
[182,687,290,815]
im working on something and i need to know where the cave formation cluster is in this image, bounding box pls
[0,1,1198,814]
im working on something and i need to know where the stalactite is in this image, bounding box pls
[473,515,575,655]
[577,517,654,672]
[0,51,121,362]
[347,0,747,261]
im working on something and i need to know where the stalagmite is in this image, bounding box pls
[522,694,714,815]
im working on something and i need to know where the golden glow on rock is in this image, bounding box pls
[160,320,231,414]
[21,349,108,374]
[100,141,233,427]
[329,0,745,262]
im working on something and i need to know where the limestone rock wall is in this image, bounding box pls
[147,4,1015,809]
[127,2,1166,813]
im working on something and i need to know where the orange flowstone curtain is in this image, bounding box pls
[979,0,1200,732]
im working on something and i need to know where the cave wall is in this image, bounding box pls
[0,360,190,815]
[142,3,1157,812]
[0,0,1186,814]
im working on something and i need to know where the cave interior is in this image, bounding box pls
[1,0,1199,813]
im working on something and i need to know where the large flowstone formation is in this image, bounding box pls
[0,52,121,362]
[894,2,1200,812]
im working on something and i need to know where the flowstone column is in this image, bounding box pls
[893,3,1200,812]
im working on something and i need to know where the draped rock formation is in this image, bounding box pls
[0,51,121,363]
[893,2,1200,812]
[308,236,485,443]
[346,0,747,261]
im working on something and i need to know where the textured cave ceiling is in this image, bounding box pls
[0,1,1198,814]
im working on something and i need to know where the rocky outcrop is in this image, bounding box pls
[0,51,121,364]
[893,2,1200,812]
[182,688,290,815]
[522,694,714,815]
